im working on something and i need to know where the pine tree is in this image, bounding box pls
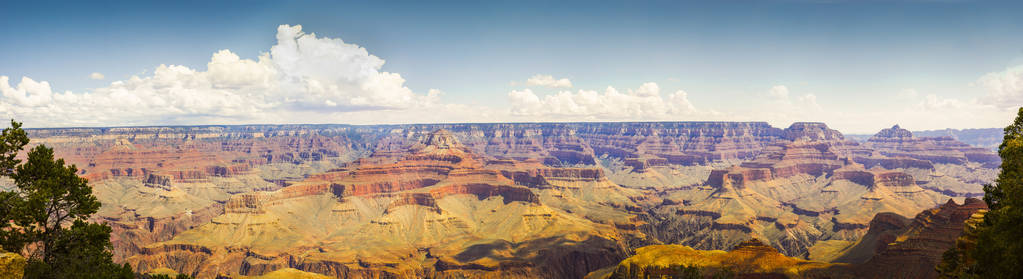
[0,120,133,278]
[969,108,1023,278]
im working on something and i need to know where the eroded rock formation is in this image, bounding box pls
[850,198,988,278]
[20,122,1000,278]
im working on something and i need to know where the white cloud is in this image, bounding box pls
[507,82,712,121]
[89,72,104,80]
[891,94,1012,131]
[524,74,573,89]
[3,24,1021,132]
[796,94,822,111]
[977,65,1023,109]
[767,85,789,100]
[0,24,445,127]
[750,85,828,128]
[786,88,1014,134]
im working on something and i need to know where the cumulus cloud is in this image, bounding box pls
[977,65,1023,109]
[524,74,573,88]
[823,64,1023,132]
[4,24,1021,131]
[89,72,104,80]
[0,24,445,127]
[767,85,789,100]
[507,82,708,121]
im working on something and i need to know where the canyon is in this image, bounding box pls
[596,198,988,279]
[19,122,999,278]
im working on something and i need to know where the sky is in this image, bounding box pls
[1,0,1022,133]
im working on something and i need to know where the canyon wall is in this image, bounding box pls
[19,121,999,278]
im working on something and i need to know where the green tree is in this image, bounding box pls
[0,120,133,278]
[671,264,701,279]
[969,108,1023,278]
[0,120,28,176]
[0,120,30,253]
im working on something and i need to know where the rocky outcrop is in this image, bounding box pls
[104,204,225,262]
[783,122,846,141]
[706,139,853,188]
[500,167,610,190]
[872,124,914,140]
[934,208,987,277]
[828,212,911,264]
[844,198,988,278]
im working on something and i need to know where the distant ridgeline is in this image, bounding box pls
[18,121,1001,279]
[848,127,1003,151]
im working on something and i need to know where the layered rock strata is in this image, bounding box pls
[18,122,1001,278]
[125,129,647,278]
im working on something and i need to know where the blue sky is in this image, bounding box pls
[2,0,1022,133]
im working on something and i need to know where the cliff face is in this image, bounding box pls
[22,122,1001,278]
[851,198,988,279]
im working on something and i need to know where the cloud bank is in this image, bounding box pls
[977,65,1023,109]
[0,25,446,126]
[508,82,706,120]
[0,24,1020,133]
